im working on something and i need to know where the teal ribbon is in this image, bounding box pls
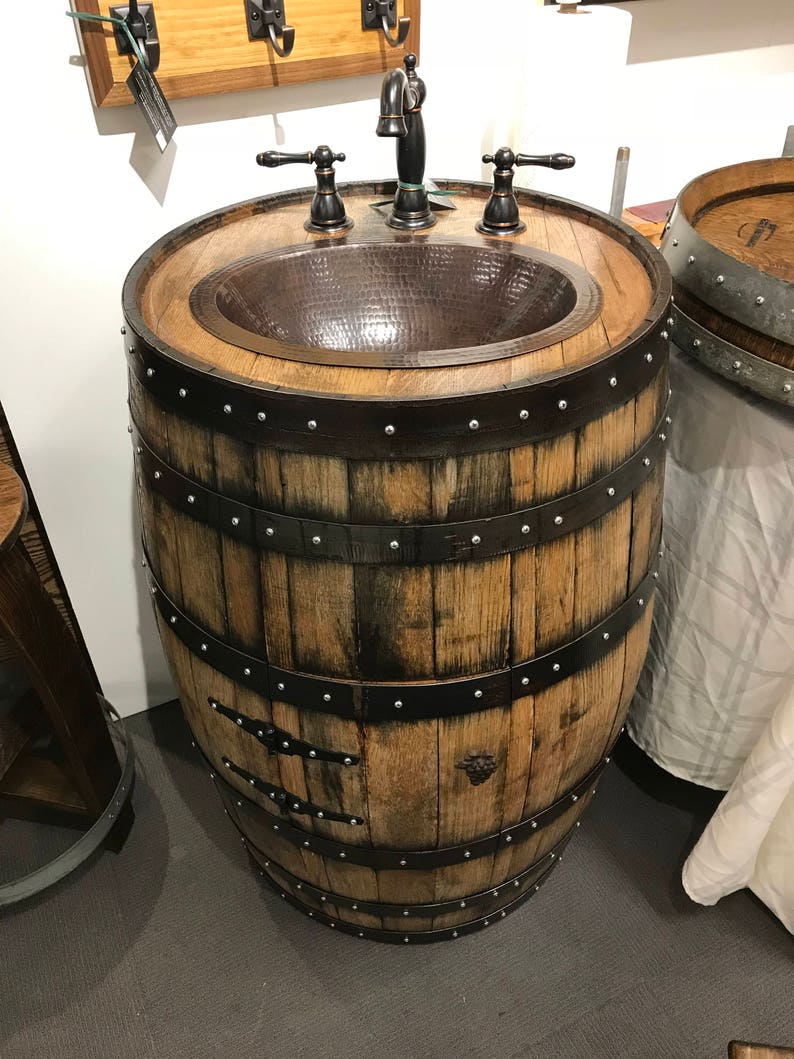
[66,9,148,68]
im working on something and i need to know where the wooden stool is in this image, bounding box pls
[0,463,134,904]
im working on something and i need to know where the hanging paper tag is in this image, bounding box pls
[126,61,176,152]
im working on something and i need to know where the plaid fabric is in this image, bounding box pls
[629,348,794,790]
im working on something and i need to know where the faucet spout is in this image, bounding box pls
[375,54,435,231]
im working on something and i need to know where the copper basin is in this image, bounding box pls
[189,237,603,368]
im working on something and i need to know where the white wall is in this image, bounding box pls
[1,1,792,716]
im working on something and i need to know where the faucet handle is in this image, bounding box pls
[256,145,353,234]
[478,147,574,236]
[516,152,576,170]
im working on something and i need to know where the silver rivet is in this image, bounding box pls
[638,598,645,607]
[269,792,275,799]
[312,535,321,545]
[303,841,310,848]
[557,399,568,411]
[266,527,275,537]
[357,931,363,937]
[471,534,481,545]
[672,238,678,246]
[223,404,232,414]
[350,818,360,825]
[169,615,177,625]
[660,331,668,340]
[552,662,560,672]
[576,821,581,828]
[514,881,520,887]
[469,419,479,431]
[521,676,529,686]
[121,326,127,335]
[643,457,651,467]
[249,779,255,785]
[384,424,395,435]
[667,317,674,328]
[210,701,217,709]
[716,275,724,285]
[474,689,483,699]
[521,524,530,535]
[484,920,490,926]
[200,643,208,653]
[292,800,299,807]
[505,835,512,844]
[257,411,266,422]
[394,699,403,709]
[390,540,399,550]
[783,383,792,394]
[500,911,506,918]
[307,419,317,430]
[602,632,610,641]
[687,255,695,264]
[531,820,538,830]
[283,741,290,749]
[605,756,611,764]
[187,494,195,504]
[323,693,331,702]
[609,376,618,388]
[664,223,671,231]
[756,295,765,306]
[492,890,499,897]
[693,339,701,349]
[665,415,672,424]
[653,571,659,579]
[645,352,653,363]
[403,910,410,917]
[244,667,251,676]
[352,904,358,910]
[231,516,240,526]
[343,756,353,765]
[178,387,187,398]
[403,937,409,943]
[519,409,529,420]
[136,445,142,455]
[309,750,317,758]
[554,515,563,526]
[146,367,155,377]
[153,470,161,480]
[277,682,285,691]
[607,486,615,497]
[452,931,459,938]
[400,859,407,867]
[127,425,133,434]
[257,730,263,737]
[463,850,472,859]
[733,360,742,371]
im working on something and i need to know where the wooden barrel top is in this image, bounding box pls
[126,180,664,402]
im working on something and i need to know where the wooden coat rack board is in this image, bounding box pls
[72,0,421,108]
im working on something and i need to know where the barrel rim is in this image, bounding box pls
[122,178,672,408]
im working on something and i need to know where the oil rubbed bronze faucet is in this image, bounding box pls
[376,53,435,231]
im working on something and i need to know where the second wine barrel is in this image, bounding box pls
[123,180,671,942]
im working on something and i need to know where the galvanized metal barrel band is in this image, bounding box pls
[670,304,794,406]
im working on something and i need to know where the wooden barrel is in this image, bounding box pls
[123,180,671,943]
[661,157,794,406]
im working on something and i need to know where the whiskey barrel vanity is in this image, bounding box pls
[123,180,671,942]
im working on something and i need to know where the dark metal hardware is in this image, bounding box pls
[256,145,353,233]
[247,830,572,918]
[109,1,160,72]
[246,0,295,58]
[456,752,498,786]
[222,757,361,825]
[210,697,359,765]
[132,399,668,565]
[146,554,660,723]
[362,0,410,48]
[376,54,434,230]
[477,147,575,236]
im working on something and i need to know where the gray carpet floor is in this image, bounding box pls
[1,701,791,1059]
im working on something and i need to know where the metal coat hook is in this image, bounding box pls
[246,0,296,59]
[362,0,410,48]
[109,0,161,72]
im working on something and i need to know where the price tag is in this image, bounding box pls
[126,61,177,153]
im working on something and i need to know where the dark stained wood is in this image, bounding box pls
[0,463,27,554]
[130,183,668,934]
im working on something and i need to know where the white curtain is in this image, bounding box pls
[629,348,794,932]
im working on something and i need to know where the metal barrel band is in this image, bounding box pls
[210,697,359,765]
[670,304,794,407]
[205,738,615,870]
[662,202,794,344]
[147,555,658,721]
[251,848,561,943]
[131,400,669,565]
[244,828,573,918]
[124,332,668,461]
[222,757,360,826]
[0,699,135,908]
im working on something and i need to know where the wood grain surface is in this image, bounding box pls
[72,0,420,107]
[130,182,668,933]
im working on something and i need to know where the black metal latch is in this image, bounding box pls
[210,698,359,766]
[109,1,160,72]
[222,757,363,825]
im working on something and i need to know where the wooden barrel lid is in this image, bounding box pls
[0,463,27,554]
[124,180,668,404]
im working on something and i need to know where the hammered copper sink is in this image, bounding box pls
[189,236,603,368]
